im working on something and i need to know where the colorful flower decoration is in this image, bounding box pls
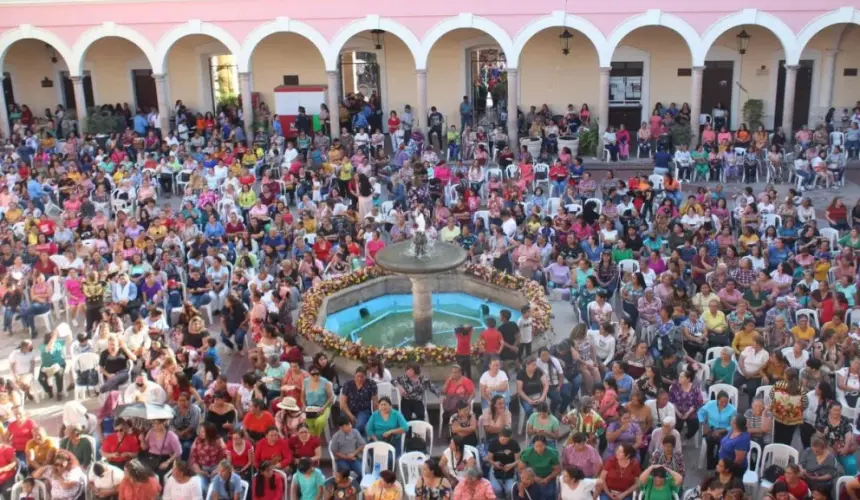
[296,264,552,365]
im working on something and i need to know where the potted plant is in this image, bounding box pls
[519,135,542,159]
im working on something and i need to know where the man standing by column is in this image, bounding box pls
[459,96,473,132]
[401,105,414,146]
[428,106,444,151]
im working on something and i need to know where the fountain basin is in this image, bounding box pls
[323,292,521,348]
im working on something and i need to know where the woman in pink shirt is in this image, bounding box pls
[365,230,385,266]
[579,103,591,126]
[717,126,733,146]
[701,124,717,148]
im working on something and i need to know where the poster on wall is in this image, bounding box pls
[273,85,326,138]
[625,76,642,100]
[609,77,625,101]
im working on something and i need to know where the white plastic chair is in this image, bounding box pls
[759,444,799,497]
[754,385,773,407]
[360,442,396,490]
[565,204,583,217]
[835,475,853,500]
[48,276,69,323]
[401,420,433,455]
[547,197,561,216]
[205,479,248,500]
[795,308,820,330]
[11,478,47,500]
[618,259,640,276]
[533,163,550,193]
[743,441,762,498]
[73,352,102,400]
[846,308,860,326]
[399,451,427,499]
[762,213,782,229]
[473,210,490,231]
[820,227,840,249]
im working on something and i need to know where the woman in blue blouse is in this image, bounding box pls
[366,397,409,455]
[717,415,751,477]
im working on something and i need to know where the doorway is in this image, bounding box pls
[773,59,813,131]
[608,61,643,132]
[701,61,734,128]
[339,51,382,131]
[132,69,158,112]
[468,48,506,128]
[3,73,14,107]
[208,55,238,112]
[60,71,95,111]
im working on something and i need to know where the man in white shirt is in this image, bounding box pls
[9,340,37,400]
[674,144,693,180]
[123,374,166,404]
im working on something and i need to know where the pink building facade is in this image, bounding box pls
[1,0,859,143]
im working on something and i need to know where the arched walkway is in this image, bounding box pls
[602,10,700,67]
[154,20,240,75]
[71,22,157,77]
[238,17,328,73]
[418,14,513,70]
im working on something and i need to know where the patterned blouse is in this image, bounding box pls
[189,438,227,470]
[393,374,440,402]
[621,283,644,306]
[816,416,853,454]
[341,379,378,414]
[637,297,663,326]
[669,382,704,415]
[650,449,686,477]
[415,478,452,500]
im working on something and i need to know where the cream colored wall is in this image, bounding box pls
[166,35,229,113]
[832,28,860,112]
[83,37,148,106]
[620,28,692,111]
[520,30,598,115]
[250,33,326,113]
[711,26,782,127]
[4,39,67,113]
[426,29,485,125]
[383,37,417,120]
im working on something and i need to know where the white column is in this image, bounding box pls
[507,68,519,147]
[782,65,799,136]
[820,49,839,110]
[0,75,9,140]
[238,72,254,147]
[326,70,340,140]
[690,66,705,146]
[416,69,427,133]
[597,67,611,148]
[152,73,171,134]
[71,76,88,135]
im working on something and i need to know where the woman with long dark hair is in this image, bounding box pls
[252,461,284,500]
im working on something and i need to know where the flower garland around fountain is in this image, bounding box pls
[295,264,552,365]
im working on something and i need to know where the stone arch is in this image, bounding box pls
[417,13,514,70]
[602,10,700,67]
[154,20,241,74]
[796,7,860,55]
[326,15,420,72]
[510,11,607,66]
[698,9,798,65]
[0,25,75,75]
[239,17,328,73]
[72,22,158,77]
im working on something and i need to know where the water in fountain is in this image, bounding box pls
[406,229,437,260]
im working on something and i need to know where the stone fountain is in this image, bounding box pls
[373,226,467,345]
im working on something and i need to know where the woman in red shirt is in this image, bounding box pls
[252,460,285,500]
[101,418,141,468]
[387,111,401,135]
[826,197,850,231]
[253,427,292,470]
[226,429,254,482]
[774,464,809,499]
[597,443,641,500]
[288,425,321,467]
